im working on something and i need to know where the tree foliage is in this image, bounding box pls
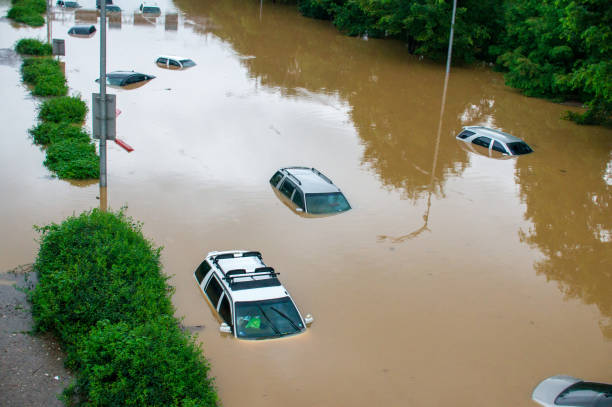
[294,0,610,124]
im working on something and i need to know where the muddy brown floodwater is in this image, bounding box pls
[1,0,611,405]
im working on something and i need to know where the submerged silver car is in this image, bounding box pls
[270,167,351,215]
[456,126,533,156]
[532,375,612,407]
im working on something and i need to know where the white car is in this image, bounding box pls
[270,167,351,215]
[194,251,313,340]
[532,375,612,407]
[155,55,196,70]
[456,126,533,156]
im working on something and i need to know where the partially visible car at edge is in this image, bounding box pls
[456,126,533,156]
[532,375,612,407]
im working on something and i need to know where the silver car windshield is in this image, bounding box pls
[305,192,350,214]
[235,297,304,340]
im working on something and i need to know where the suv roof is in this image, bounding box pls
[463,126,523,144]
[207,251,288,303]
[281,167,339,194]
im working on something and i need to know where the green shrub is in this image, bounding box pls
[39,96,87,123]
[43,139,99,179]
[31,209,219,405]
[71,318,217,407]
[32,209,171,343]
[29,122,90,145]
[8,0,46,27]
[21,57,67,96]
[15,38,52,55]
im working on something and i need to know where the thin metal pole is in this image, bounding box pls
[99,0,107,189]
[445,0,457,76]
[46,0,51,43]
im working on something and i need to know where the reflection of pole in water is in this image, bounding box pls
[99,186,107,211]
[259,0,262,22]
[378,0,456,243]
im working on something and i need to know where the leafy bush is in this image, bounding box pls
[71,318,217,407]
[39,96,87,123]
[43,139,99,179]
[32,210,171,342]
[8,0,46,27]
[15,38,52,55]
[31,209,218,406]
[21,57,67,97]
[29,122,90,145]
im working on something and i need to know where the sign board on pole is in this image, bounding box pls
[92,93,116,140]
[52,39,65,56]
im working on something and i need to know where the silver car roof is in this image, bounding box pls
[281,167,340,194]
[463,126,525,144]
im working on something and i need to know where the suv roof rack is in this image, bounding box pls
[310,168,333,184]
[223,268,280,284]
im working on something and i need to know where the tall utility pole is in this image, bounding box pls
[99,0,107,189]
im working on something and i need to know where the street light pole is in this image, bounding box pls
[99,0,107,189]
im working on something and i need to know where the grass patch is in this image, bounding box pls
[21,57,67,97]
[29,122,91,145]
[31,210,218,406]
[43,139,99,179]
[15,38,52,56]
[39,96,87,123]
[8,0,46,27]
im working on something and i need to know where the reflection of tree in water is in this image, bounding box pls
[516,146,612,338]
[174,0,508,202]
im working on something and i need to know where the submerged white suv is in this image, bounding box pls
[194,251,313,340]
[270,167,351,215]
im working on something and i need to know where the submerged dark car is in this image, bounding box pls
[68,25,96,35]
[95,0,112,8]
[57,0,81,7]
[95,71,155,87]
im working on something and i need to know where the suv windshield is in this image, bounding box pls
[305,192,350,214]
[180,59,196,67]
[235,297,304,340]
[506,141,533,155]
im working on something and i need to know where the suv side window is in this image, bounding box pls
[279,179,296,199]
[218,294,231,324]
[270,171,284,187]
[169,59,181,67]
[492,140,506,154]
[292,188,304,209]
[472,136,492,148]
[157,57,168,65]
[205,275,223,307]
[195,260,211,284]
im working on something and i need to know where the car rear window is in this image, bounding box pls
[457,130,475,139]
[506,141,533,155]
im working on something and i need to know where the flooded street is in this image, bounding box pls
[1,0,611,405]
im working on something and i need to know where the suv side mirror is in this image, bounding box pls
[304,314,314,326]
[219,322,232,334]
